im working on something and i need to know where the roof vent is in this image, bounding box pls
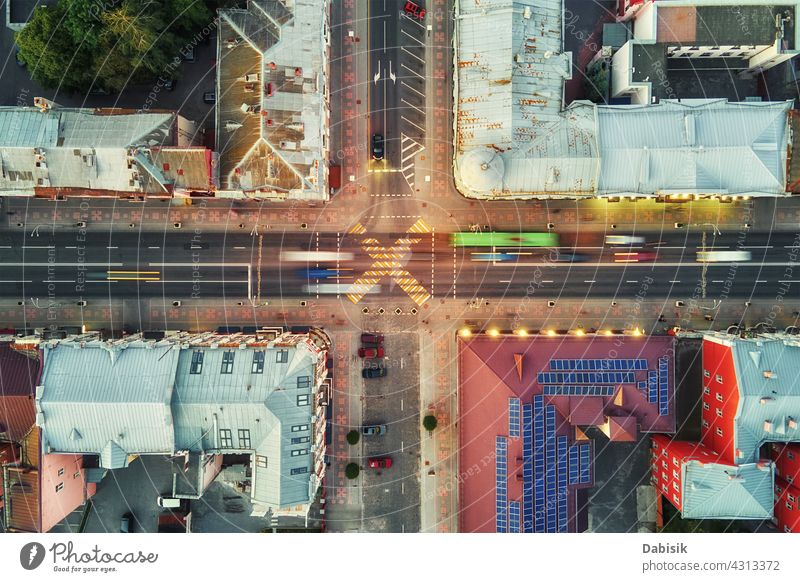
[759,396,774,405]
[764,420,774,433]
[727,474,744,481]
[789,417,798,430]
[763,370,775,379]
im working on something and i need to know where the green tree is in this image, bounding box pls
[346,430,360,445]
[423,415,438,432]
[345,463,360,480]
[17,0,213,93]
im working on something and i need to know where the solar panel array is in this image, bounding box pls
[545,403,557,532]
[522,403,533,531]
[538,371,635,384]
[509,397,521,438]
[496,436,508,533]
[557,436,568,531]
[550,358,648,370]
[508,501,521,533]
[533,396,546,533]
[648,370,658,403]
[543,385,615,396]
[658,357,669,416]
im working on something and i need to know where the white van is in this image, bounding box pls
[696,250,752,263]
[157,496,182,508]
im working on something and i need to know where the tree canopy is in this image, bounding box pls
[16,0,213,93]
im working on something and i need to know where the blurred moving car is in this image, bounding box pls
[203,91,216,104]
[605,235,645,245]
[472,252,516,262]
[613,251,656,263]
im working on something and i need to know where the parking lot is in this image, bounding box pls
[357,331,421,532]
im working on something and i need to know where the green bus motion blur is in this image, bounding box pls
[450,232,559,247]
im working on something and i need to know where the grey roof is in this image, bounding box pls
[37,342,179,465]
[706,334,800,463]
[681,460,774,519]
[596,99,791,196]
[171,343,320,507]
[0,106,183,195]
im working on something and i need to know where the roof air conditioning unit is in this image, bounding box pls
[763,370,774,378]
[759,397,774,405]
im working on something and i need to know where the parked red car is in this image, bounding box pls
[404,1,425,20]
[368,457,393,469]
[360,333,384,345]
[358,346,385,358]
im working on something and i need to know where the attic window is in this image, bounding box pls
[764,420,774,433]
[763,371,774,379]
[276,349,289,363]
[220,351,235,374]
[190,350,204,374]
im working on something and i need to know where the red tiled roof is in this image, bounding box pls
[568,397,604,425]
[0,344,39,442]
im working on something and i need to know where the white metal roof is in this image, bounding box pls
[597,99,792,196]
[681,460,774,519]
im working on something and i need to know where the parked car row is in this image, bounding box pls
[360,333,387,378]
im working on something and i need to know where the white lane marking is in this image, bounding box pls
[668,280,681,283]
[542,280,553,283]
[584,280,596,283]
[499,280,511,283]
[22,246,55,249]
[400,27,424,45]
[626,280,638,283]
[0,246,11,249]
[401,97,424,114]
[401,80,424,97]
[65,246,76,249]
[741,246,772,249]
[401,45,425,64]
[400,115,425,133]
[148,262,250,267]
[0,280,32,283]
[148,246,160,249]
[233,246,246,250]
[145,280,248,284]
[779,280,800,283]
[711,280,724,283]
[756,280,767,283]
[106,246,118,249]
[43,280,76,283]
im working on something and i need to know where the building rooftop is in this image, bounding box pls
[458,334,675,532]
[0,343,39,442]
[682,460,774,519]
[0,105,214,196]
[704,333,800,463]
[215,0,327,200]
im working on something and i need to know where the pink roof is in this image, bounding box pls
[458,334,675,532]
[605,416,638,442]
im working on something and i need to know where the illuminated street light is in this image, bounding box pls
[459,328,472,338]
[546,329,556,337]
[515,328,528,337]
[487,328,500,337]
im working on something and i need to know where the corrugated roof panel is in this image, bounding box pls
[681,460,773,519]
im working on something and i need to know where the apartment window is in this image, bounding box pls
[672,469,679,479]
[716,427,723,437]
[292,436,310,444]
[788,451,795,461]
[219,429,233,448]
[786,526,793,533]
[661,460,667,470]
[703,370,710,378]
[252,351,265,374]
[58,468,64,477]
[190,350,204,374]
[662,472,668,482]
[689,46,699,51]
[297,394,310,406]
[700,52,712,57]
[255,455,267,468]
[721,52,732,57]
[787,502,794,510]
[703,387,710,396]
[673,494,680,505]
[238,429,251,449]
[73,471,80,479]
[290,467,309,475]
[672,457,678,467]
[291,424,309,432]
[702,420,709,429]
[276,349,289,363]
[716,408,723,418]
[291,449,309,457]
[673,481,679,491]
[221,351,235,374]
[716,393,723,402]
[703,402,709,411]
[297,375,311,389]
[55,483,64,493]
[715,374,723,384]
[789,494,796,504]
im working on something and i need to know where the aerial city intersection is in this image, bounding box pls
[0,0,799,571]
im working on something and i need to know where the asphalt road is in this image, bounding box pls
[1,228,798,301]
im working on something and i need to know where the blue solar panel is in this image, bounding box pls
[549,359,648,371]
[496,436,508,533]
[508,398,520,438]
[533,397,546,533]
[568,445,580,485]
[508,501,521,533]
[557,436,568,532]
[522,404,533,532]
[543,385,615,396]
[579,444,592,484]
[545,406,557,533]
[537,372,635,385]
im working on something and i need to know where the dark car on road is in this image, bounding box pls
[203,91,216,104]
[371,134,384,160]
[362,365,387,379]
[358,346,384,358]
[368,457,392,469]
[120,512,134,533]
[362,425,387,436]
